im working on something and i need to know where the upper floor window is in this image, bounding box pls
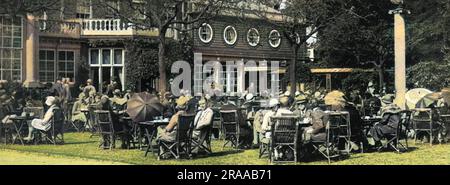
[198,23,213,44]
[76,0,91,19]
[223,26,237,45]
[268,30,281,48]
[247,28,260,47]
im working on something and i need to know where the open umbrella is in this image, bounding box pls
[405,88,433,109]
[416,92,442,108]
[324,90,346,107]
[126,92,164,122]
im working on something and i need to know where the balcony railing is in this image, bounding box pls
[38,20,81,38]
[81,19,137,36]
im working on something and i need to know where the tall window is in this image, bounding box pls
[58,51,75,81]
[89,48,125,92]
[0,16,22,81]
[39,50,75,83]
[198,23,213,43]
[39,50,55,83]
[76,0,91,19]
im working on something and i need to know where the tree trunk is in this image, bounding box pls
[158,35,167,94]
[290,45,299,97]
[378,66,385,94]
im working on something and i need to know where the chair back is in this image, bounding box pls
[94,110,114,134]
[177,114,195,142]
[52,107,65,134]
[412,108,433,130]
[220,110,239,136]
[270,116,298,144]
[397,110,412,138]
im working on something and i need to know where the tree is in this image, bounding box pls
[407,0,450,63]
[250,0,359,96]
[0,0,60,16]
[316,0,395,93]
[407,61,450,91]
[97,0,232,94]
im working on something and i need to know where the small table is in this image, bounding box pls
[139,119,170,155]
[9,116,35,145]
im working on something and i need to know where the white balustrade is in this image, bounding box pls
[81,19,136,36]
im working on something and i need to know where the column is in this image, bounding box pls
[392,10,408,109]
[23,14,40,88]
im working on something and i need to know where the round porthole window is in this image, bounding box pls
[223,26,237,45]
[247,28,260,47]
[198,23,213,43]
[268,30,281,48]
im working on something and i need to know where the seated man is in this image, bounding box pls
[369,96,401,147]
[192,99,214,139]
[191,99,214,154]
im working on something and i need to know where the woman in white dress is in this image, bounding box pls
[24,96,58,141]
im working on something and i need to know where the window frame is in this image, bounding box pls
[198,23,213,44]
[223,25,237,46]
[268,29,281,48]
[247,28,260,47]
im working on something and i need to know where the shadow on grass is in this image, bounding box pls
[192,149,245,159]
[375,146,418,153]
[63,141,97,145]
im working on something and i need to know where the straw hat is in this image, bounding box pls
[176,96,188,109]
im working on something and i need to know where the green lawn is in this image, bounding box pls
[1,132,449,165]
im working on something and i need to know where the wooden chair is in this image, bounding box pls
[157,114,195,160]
[412,108,442,145]
[190,124,213,155]
[310,117,342,164]
[94,110,126,149]
[269,116,299,163]
[220,110,240,150]
[34,107,65,145]
[377,110,411,153]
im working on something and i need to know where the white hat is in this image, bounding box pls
[284,91,291,97]
[45,96,56,106]
[245,93,255,101]
[268,98,279,108]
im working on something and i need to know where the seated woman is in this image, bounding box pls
[71,93,88,128]
[158,97,195,143]
[369,96,401,147]
[24,96,59,141]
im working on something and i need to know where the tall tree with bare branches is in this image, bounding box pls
[249,0,362,95]
[97,0,234,94]
[0,0,60,16]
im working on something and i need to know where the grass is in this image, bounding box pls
[0,149,127,165]
[1,132,449,165]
